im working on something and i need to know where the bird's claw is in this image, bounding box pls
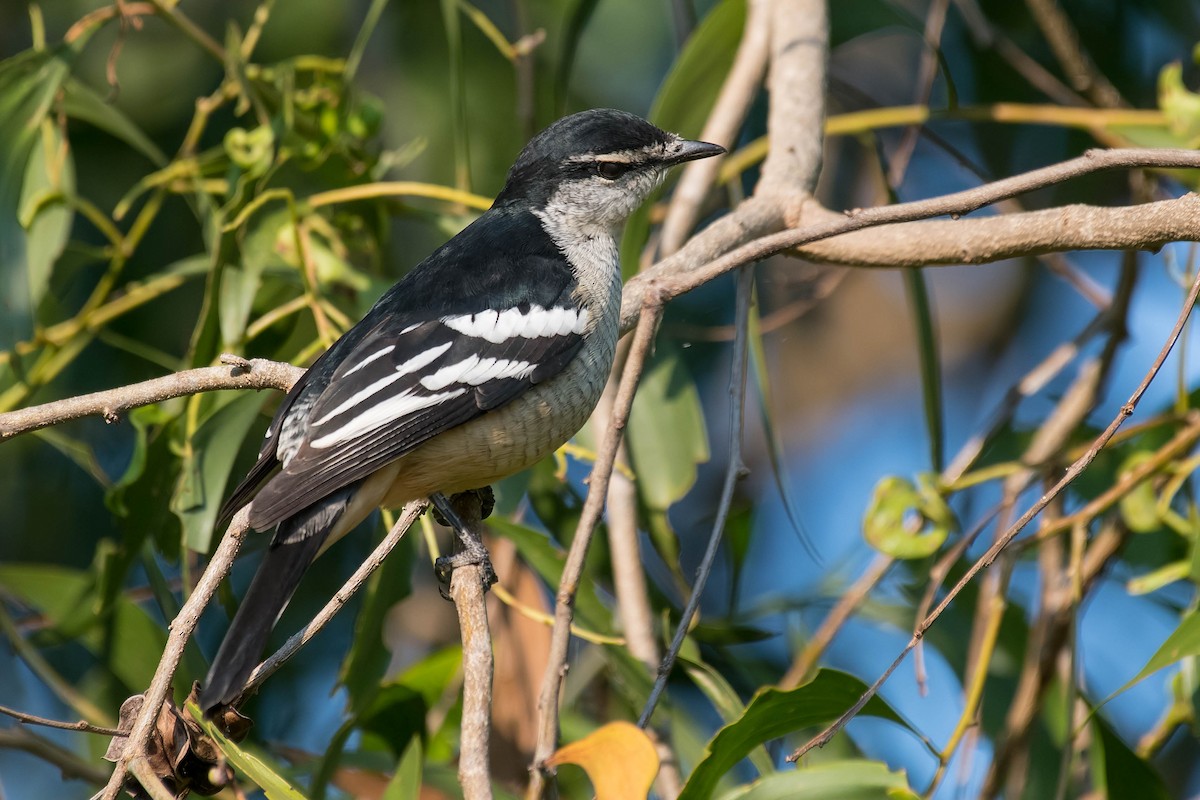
[435,541,498,600]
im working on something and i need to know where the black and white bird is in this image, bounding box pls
[199,109,724,711]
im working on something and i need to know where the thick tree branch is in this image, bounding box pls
[791,196,1200,267]
[622,149,1200,328]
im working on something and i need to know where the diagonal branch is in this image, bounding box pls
[101,507,253,800]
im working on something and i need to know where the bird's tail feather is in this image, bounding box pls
[200,484,355,712]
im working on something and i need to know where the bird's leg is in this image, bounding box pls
[431,488,497,596]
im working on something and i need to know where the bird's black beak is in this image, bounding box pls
[668,139,726,165]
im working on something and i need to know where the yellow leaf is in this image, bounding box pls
[546,721,659,800]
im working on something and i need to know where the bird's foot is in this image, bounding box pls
[434,540,498,599]
[430,488,498,599]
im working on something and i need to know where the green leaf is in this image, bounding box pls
[625,342,710,566]
[649,0,745,139]
[683,657,774,777]
[1090,715,1171,800]
[1117,451,1163,533]
[902,269,943,472]
[1109,608,1200,698]
[172,392,268,552]
[678,670,910,800]
[382,737,424,800]
[32,426,111,487]
[189,703,310,800]
[61,77,166,166]
[862,475,954,559]
[829,0,924,46]
[223,208,291,346]
[0,47,72,348]
[105,404,184,586]
[1159,62,1200,147]
[19,121,74,318]
[715,760,917,800]
[489,518,613,633]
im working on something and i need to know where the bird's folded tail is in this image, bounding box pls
[200,483,356,712]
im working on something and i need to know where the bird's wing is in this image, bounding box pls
[240,245,588,531]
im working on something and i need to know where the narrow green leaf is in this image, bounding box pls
[20,121,74,316]
[716,760,917,800]
[648,0,746,138]
[678,670,911,800]
[1108,609,1200,698]
[382,737,423,800]
[748,283,819,560]
[32,426,111,487]
[554,0,600,112]
[488,517,613,633]
[172,392,268,552]
[1090,714,1171,800]
[339,519,416,714]
[903,269,944,472]
[61,77,166,166]
[0,563,166,692]
[625,342,710,566]
[0,47,72,348]
[683,657,774,776]
[189,703,310,800]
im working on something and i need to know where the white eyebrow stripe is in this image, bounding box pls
[313,342,453,426]
[310,388,466,448]
[342,345,396,377]
[441,306,588,343]
[419,356,536,391]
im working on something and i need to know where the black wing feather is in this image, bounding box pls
[239,209,586,530]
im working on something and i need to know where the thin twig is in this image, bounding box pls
[595,346,685,798]
[887,0,951,187]
[0,356,304,439]
[526,290,666,798]
[0,726,110,785]
[0,704,120,736]
[238,501,425,701]
[788,264,1200,762]
[101,507,253,800]
[638,264,753,728]
[446,492,495,800]
[1024,0,1124,108]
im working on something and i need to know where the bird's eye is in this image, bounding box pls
[596,161,626,180]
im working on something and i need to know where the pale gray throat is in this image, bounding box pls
[533,202,624,333]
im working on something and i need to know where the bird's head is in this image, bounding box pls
[495,109,725,231]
